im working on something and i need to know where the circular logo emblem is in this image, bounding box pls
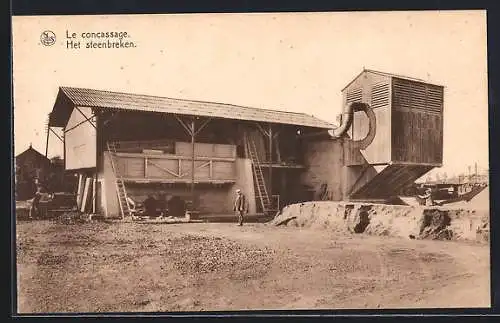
[40,30,56,46]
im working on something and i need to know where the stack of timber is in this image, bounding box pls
[75,174,97,214]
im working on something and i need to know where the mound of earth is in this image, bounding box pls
[270,202,489,243]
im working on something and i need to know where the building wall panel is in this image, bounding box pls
[391,77,444,165]
[65,106,96,170]
[100,152,119,217]
[146,159,179,179]
[301,139,344,200]
[175,142,236,158]
[116,157,145,178]
[343,71,392,166]
[112,154,236,181]
[212,162,236,180]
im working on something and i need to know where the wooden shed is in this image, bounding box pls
[47,86,335,218]
[45,69,445,217]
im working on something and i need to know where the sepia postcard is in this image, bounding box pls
[12,11,490,314]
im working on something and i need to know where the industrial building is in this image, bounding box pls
[15,145,52,200]
[46,69,444,218]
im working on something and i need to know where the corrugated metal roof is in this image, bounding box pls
[341,69,444,91]
[52,86,334,129]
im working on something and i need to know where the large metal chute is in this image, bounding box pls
[330,102,376,150]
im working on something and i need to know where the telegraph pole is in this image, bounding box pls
[475,162,478,183]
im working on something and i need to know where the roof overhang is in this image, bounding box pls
[48,86,336,130]
[48,88,76,127]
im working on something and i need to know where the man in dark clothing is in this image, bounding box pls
[29,185,43,219]
[233,189,248,226]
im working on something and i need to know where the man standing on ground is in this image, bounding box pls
[29,183,43,219]
[233,189,248,226]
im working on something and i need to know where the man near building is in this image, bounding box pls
[233,189,248,226]
[29,183,43,219]
[420,188,434,206]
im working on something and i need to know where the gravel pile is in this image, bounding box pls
[164,235,276,278]
[36,251,69,266]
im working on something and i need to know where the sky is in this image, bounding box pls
[12,11,489,178]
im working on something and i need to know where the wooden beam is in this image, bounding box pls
[115,152,236,162]
[74,106,97,129]
[190,119,195,211]
[63,131,66,170]
[147,159,212,179]
[174,115,193,136]
[92,178,96,214]
[147,159,182,178]
[274,136,281,163]
[45,125,50,157]
[255,123,270,138]
[122,178,236,184]
[49,127,63,142]
[243,130,249,159]
[194,118,211,136]
[180,160,211,178]
[76,174,83,208]
[100,179,108,218]
[268,123,273,199]
[64,114,97,133]
[81,177,91,213]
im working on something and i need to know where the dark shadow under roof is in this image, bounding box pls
[49,86,335,129]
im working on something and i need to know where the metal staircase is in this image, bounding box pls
[245,135,271,215]
[106,141,132,219]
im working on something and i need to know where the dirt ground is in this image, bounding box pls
[16,219,490,313]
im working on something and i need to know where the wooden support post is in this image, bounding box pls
[81,177,91,213]
[92,178,96,213]
[45,126,50,157]
[243,129,249,158]
[76,174,84,209]
[49,127,63,142]
[268,124,273,200]
[144,157,148,178]
[63,131,66,170]
[274,136,281,163]
[209,160,213,179]
[190,119,195,212]
[101,179,108,218]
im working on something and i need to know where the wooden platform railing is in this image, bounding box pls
[112,151,237,183]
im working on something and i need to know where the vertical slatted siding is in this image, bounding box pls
[391,78,444,164]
